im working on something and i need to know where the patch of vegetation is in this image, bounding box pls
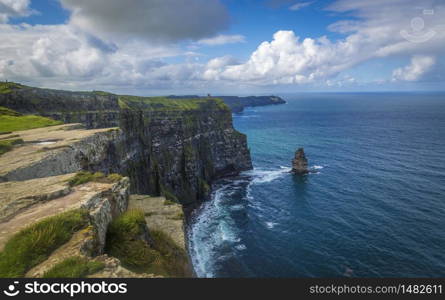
[199,178,211,196]
[163,199,177,206]
[68,171,122,187]
[149,229,189,277]
[105,210,164,274]
[0,82,27,94]
[43,256,105,278]
[0,209,89,278]
[0,138,24,156]
[93,90,114,96]
[0,106,21,116]
[160,185,179,203]
[105,210,188,277]
[118,95,228,112]
[0,110,62,133]
[107,173,123,182]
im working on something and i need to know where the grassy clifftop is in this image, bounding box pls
[118,95,229,112]
[0,106,62,134]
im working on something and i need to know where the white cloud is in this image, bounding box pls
[0,0,33,23]
[1,0,444,92]
[60,0,229,42]
[197,34,246,46]
[392,55,435,81]
[205,0,445,86]
[289,1,313,11]
[0,23,187,89]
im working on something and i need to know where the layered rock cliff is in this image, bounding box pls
[0,82,258,277]
[0,82,253,206]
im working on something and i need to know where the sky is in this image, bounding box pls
[0,0,444,95]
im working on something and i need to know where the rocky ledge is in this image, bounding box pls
[0,123,191,278]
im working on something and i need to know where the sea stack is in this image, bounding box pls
[292,148,309,174]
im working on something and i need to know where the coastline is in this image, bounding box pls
[0,81,285,278]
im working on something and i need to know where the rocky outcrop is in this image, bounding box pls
[292,148,309,174]
[81,177,130,253]
[0,124,122,182]
[215,96,286,113]
[168,95,286,113]
[0,174,130,252]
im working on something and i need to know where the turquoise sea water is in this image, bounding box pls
[188,93,445,278]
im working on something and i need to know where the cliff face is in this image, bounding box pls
[0,83,256,278]
[0,84,253,206]
[0,84,285,129]
[88,97,252,205]
[0,83,120,128]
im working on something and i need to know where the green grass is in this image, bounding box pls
[92,90,114,96]
[0,138,24,156]
[105,210,164,273]
[68,171,122,187]
[105,210,188,277]
[0,209,89,278]
[0,82,27,94]
[149,229,189,277]
[160,185,179,203]
[118,95,228,112]
[42,257,105,278]
[0,114,62,133]
[0,106,21,116]
[163,199,177,206]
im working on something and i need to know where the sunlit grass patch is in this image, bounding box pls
[0,209,89,278]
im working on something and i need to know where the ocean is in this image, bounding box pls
[188,93,445,278]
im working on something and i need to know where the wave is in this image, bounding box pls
[235,244,247,251]
[265,221,278,229]
[245,166,291,184]
[188,183,245,278]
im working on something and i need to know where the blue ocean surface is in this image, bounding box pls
[188,93,445,278]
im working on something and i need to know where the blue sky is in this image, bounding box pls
[0,0,444,94]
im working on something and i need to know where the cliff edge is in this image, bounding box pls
[0,82,255,278]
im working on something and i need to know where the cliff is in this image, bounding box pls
[0,83,285,128]
[0,82,120,129]
[168,95,286,113]
[0,123,192,277]
[0,82,253,205]
[0,82,255,278]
